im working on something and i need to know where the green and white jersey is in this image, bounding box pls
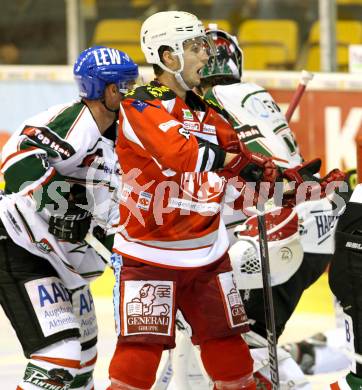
[0,100,120,289]
[204,82,303,169]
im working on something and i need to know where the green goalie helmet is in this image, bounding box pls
[201,27,243,81]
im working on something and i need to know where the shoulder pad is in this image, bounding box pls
[203,89,240,129]
[125,82,176,101]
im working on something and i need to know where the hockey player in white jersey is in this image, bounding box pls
[166,27,346,389]
[0,46,138,389]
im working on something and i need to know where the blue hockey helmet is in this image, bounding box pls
[73,46,139,100]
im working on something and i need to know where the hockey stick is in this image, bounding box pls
[285,70,313,123]
[152,350,174,390]
[256,202,280,389]
[85,232,112,265]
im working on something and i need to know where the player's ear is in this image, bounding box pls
[162,49,178,69]
[110,83,118,94]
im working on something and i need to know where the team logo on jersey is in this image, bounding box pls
[21,126,75,159]
[237,124,264,143]
[182,108,194,120]
[131,99,149,112]
[36,238,54,254]
[24,362,74,390]
[122,281,174,336]
[136,191,152,211]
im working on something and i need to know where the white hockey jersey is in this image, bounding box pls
[0,100,120,289]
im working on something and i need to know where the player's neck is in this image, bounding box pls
[86,100,116,135]
[157,73,187,100]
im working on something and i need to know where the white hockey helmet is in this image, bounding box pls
[141,11,210,89]
[229,207,303,290]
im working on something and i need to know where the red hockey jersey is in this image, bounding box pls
[114,81,242,268]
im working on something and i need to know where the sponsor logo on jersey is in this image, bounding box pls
[38,281,70,307]
[346,241,362,250]
[178,127,191,140]
[123,281,173,336]
[5,210,22,234]
[218,271,248,328]
[237,124,264,143]
[131,99,149,112]
[182,108,194,120]
[313,212,340,245]
[159,119,182,132]
[36,238,54,254]
[24,362,74,389]
[22,126,75,159]
[120,183,133,202]
[183,121,200,132]
[136,191,152,211]
[25,278,77,338]
[203,123,216,134]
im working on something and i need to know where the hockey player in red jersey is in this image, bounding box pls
[107,10,281,390]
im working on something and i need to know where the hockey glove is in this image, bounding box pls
[219,140,278,184]
[282,160,346,206]
[282,158,322,185]
[48,202,92,243]
[48,184,92,243]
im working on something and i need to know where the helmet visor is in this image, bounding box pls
[183,35,216,57]
[118,79,137,94]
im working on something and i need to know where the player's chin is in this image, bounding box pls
[192,74,202,87]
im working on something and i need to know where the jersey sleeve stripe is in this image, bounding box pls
[120,105,146,150]
[23,167,57,196]
[1,146,43,172]
[65,105,87,139]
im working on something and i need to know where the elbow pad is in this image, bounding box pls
[196,138,226,171]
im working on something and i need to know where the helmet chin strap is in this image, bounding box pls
[158,54,191,91]
[175,72,191,91]
[100,97,119,114]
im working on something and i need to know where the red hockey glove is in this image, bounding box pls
[219,140,278,205]
[282,158,322,185]
[219,140,278,184]
[320,168,346,197]
[282,164,346,207]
